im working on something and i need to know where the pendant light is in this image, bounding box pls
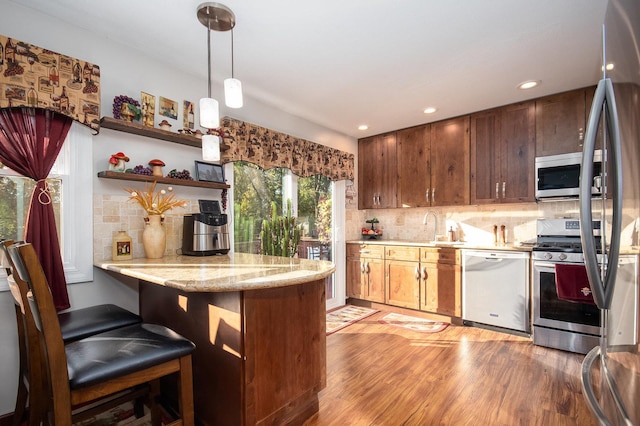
[224,28,243,108]
[196,2,237,161]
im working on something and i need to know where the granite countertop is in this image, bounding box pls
[347,239,534,252]
[95,252,335,292]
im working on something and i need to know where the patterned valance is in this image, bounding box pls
[221,116,354,181]
[0,34,101,132]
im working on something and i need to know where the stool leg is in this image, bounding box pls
[178,355,195,426]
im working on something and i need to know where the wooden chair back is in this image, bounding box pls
[2,239,49,426]
[8,242,195,426]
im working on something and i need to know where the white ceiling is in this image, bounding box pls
[14,0,608,138]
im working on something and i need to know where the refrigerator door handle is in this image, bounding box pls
[579,78,623,309]
[581,346,613,426]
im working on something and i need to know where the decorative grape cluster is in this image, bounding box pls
[221,189,228,212]
[112,95,140,119]
[129,164,153,175]
[3,62,24,77]
[83,81,99,94]
[166,169,193,180]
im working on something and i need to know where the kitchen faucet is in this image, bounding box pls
[423,211,438,242]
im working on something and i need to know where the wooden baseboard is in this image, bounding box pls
[0,412,15,426]
[346,298,463,325]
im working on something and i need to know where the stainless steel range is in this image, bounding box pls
[532,218,637,354]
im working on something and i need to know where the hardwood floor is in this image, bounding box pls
[305,309,595,426]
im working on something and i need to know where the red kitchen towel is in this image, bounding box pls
[554,264,596,305]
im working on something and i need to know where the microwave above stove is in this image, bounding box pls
[535,150,604,200]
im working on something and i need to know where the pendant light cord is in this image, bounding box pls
[207,14,212,98]
[231,28,235,78]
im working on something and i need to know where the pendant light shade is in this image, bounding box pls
[202,134,221,162]
[224,27,243,108]
[199,97,220,129]
[224,78,243,108]
[197,2,241,159]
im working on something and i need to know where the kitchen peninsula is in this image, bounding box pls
[96,253,335,426]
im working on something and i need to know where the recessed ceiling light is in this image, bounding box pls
[605,63,614,71]
[518,80,540,90]
[423,107,437,114]
[358,124,369,131]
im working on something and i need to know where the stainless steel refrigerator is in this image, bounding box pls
[579,0,640,424]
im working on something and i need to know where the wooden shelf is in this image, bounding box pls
[99,116,229,150]
[97,171,230,190]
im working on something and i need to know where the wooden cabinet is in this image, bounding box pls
[385,246,420,309]
[429,116,470,206]
[346,244,385,303]
[348,243,461,317]
[396,116,469,208]
[358,132,397,209]
[420,248,461,317]
[535,88,591,156]
[470,101,535,204]
[397,125,431,207]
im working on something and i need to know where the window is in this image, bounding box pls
[0,122,93,290]
[231,161,343,306]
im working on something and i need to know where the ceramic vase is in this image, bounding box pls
[142,215,166,259]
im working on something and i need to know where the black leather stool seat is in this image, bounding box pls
[66,323,195,389]
[59,303,141,343]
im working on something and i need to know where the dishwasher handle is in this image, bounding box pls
[462,250,529,260]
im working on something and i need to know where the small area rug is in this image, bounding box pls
[379,312,449,333]
[326,305,378,335]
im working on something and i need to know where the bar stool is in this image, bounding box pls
[0,240,141,425]
[7,241,195,426]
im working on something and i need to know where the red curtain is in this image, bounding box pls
[0,107,73,310]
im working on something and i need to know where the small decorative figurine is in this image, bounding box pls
[108,152,130,172]
[148,159,166,177]
[158,119,172,131]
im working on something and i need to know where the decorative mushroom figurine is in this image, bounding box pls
[158,119,172,131]
[108,152,130,172]
[148,159,166,177]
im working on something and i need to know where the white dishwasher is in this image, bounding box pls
[462,250,530,333]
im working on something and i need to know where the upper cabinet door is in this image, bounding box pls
[397,124,431,208]
[430,116,470,206]
[535,89,587,156]
[501,101,536,203]
[470,108,501,204]
[358,132,397,209]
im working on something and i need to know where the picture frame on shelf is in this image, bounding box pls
[159,96,178,119]
[183,100,195,129]
[195,161,224,184]
[141,92,155,128]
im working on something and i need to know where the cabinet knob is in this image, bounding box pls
[502,182,506,198]
[495,182,499,199]
[421,266,427,280]
[431,188,435,203]
[415,266,421,281]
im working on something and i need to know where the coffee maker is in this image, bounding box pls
[182,200,230,256]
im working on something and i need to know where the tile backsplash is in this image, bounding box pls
[94,194,201,262]
[345,200,584,246]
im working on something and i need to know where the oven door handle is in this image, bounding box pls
[533,261,558,269]
[580,77,622,309]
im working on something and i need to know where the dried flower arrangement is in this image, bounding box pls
[124,181,187,216]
